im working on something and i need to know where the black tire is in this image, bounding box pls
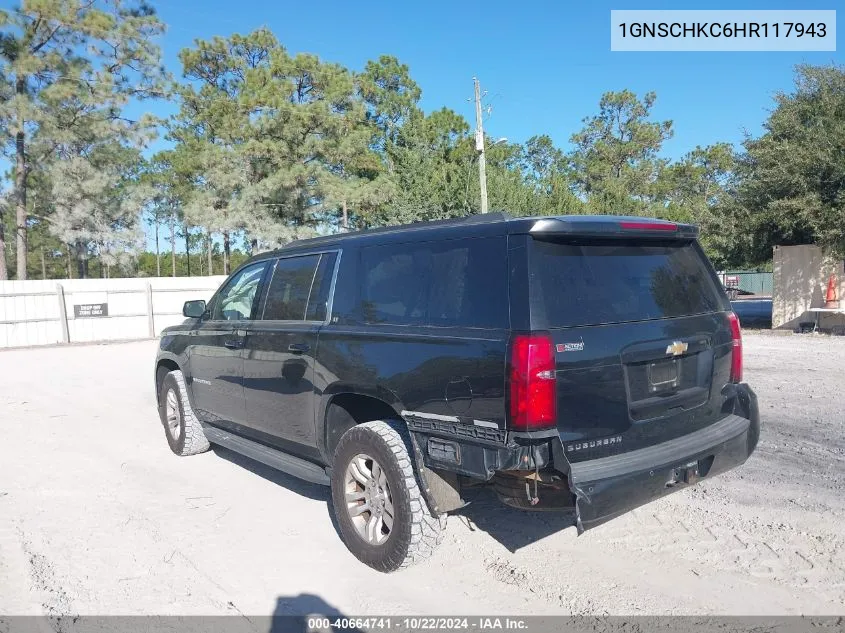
[331,420,446,572]
[158,370,210,456]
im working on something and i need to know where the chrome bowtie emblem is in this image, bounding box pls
[666,341,688,356]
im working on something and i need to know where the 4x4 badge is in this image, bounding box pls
[666,341,688,356]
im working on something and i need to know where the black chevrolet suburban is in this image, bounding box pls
[154,213,760,572]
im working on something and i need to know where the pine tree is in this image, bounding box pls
[0,0,165,279]
[569,90,673,216]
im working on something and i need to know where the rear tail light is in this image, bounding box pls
[727,312,743,382]
[508,332,556,431]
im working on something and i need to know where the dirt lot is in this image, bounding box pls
[1,333,844,616]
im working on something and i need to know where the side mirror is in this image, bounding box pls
[183,300,207,319]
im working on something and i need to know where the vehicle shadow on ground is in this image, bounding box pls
[211,446,575,553]
[210,446,343,536]
[269,593,362,633]
[452,486,577,553]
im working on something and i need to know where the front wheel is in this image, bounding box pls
[331,420,445,572]
[158,370,210,456]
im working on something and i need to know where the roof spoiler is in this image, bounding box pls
[529,216,699,240]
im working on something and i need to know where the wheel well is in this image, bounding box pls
[324,393,400,461]
[155,359,180,404]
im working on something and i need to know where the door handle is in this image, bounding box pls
[288,342,310,354]
[224,329,247,350]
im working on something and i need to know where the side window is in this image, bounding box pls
[305,252,338,321]
[262,255,320,321]
[211,262,268,321]
[358,237,507,328]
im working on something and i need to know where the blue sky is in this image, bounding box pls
[1,0,841,253]
[145,0,841,160]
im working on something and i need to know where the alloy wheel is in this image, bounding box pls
[344,453,394,545]
[165,388,182,442]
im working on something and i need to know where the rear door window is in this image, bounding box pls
[358,237,507,329]
[305,252,338,321]
[261,252,338,322]
[529,238,727,328]
[261,255,320,321]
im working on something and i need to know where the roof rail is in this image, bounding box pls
[284,212,511,249]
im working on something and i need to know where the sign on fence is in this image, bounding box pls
[73,303,109,318]
[0,275,224,348]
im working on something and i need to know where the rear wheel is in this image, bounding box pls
[158,370,210,456]
[331,420,445,572]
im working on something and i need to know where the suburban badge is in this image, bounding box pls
[567,436,623,452]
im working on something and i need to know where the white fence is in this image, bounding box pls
[0,276,227,349]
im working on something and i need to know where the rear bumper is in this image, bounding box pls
[568,383,760,532]
[407,384,759,525]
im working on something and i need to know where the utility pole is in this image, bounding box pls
[473,77,489,214]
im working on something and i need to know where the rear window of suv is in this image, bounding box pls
[529,238,727,328]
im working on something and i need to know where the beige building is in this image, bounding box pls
[772,244,845,330]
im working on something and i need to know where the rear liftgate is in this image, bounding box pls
[562,311,754,533]
[524,217,755,533]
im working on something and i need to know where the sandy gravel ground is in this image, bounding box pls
[1,333,843,617]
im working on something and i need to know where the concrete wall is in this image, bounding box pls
[0,276,226,349]
[772,245,845,330]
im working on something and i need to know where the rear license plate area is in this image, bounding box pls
[647,359,681,393]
